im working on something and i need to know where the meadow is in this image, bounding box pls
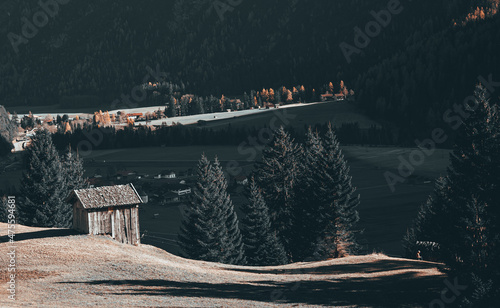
[82,144,450,257]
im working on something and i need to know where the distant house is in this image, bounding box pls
[160,170,176,179]
[334,93,345,101]
[168,184,192,196]
[68,184,143,245]
[321,93,334,101]
[127,113,143,120]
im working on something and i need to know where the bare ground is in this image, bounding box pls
[0,223,448,307]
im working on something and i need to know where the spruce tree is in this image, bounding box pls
[403,176,453,260]
[178,154,221,262]
[211,157,246,265]
[241,177,287,266]
[317,123,360,257]
[178,154,246,265]
[18,130,70,227]
[293,127,327,260]
[254,126,303,261]
[62,146,88,192]
[404,85,500,304]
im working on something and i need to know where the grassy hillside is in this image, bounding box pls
[76,143,449,257]
[0,223,447,307]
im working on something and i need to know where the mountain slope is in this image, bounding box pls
[0,0,473,108]
[0,223,446,307]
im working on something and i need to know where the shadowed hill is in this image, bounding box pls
[0,223,447,307]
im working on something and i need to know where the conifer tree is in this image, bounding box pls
[402,176,453,260]
[255,126,303,261]
[241,177,287,266]
[178,154,246,265]
[404,85,500,304]
[62,146,88,192]
[293,128,326,260]
[211,157,246,265]
[178,154,222,262]
[18,130,70,227]
[317,123,360,257]
[295,125,360,260]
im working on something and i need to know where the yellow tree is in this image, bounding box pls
[269,88,275,103]
[220,95,225,110]
[64,122,72,133]
[103,111,111,126]
[286,89,293,103]
[261,89,269,102]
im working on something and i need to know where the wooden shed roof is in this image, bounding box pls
[70,184,143,209]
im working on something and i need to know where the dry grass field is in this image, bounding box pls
[0,223,447,307]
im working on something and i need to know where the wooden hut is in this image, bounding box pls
[68,183,143,245]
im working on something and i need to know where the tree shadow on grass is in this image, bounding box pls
[0,228,81,243]
[61,271,444,307]
[224,259,446,275]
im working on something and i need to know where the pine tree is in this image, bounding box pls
[404,85,500,304]
[178,154,220,261]
[293,127,326,260]
[178,154,246,265]
[403,176,453,261]
[211,157,246,265]
[241,177,287,266]
[255,126,302,261]
[317,123,360,257]
[18,130,71,227]
[62,146,88,192]
[445,85,499,280]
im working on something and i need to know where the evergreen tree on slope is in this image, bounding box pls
[293,127,327,261]
[315,124,360,258]
[62,145,88,192]
[211,157,246,265]
[241,177,287,266]
[404,85,500,305]
[18,130,70,227]
[178,154,245,265]
[178,154,224,262]
[254,126,303,261]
